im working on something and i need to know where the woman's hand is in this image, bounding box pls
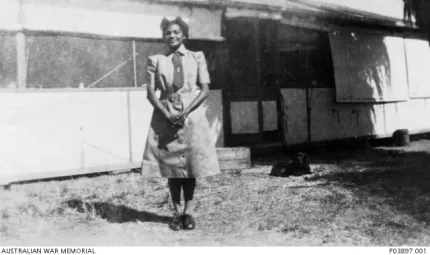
[165,112,186,129]
[172,110,189,128]
[165,112,179,125]
[175,110,189,123]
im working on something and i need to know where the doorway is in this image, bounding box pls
[224,18,281,146]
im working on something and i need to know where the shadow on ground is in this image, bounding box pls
[308,148,430,225]
[253,136,430,226]
[66,199,171,224]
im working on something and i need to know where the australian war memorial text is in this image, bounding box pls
[1,249,96,254]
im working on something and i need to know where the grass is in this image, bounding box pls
[1,139,430,246]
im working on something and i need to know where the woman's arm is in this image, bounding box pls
[176,52,211,120]
[146,56,177,124]
[178,82,209,118]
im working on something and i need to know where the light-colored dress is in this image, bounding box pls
[141,45,220,178]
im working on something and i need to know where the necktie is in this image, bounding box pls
[172,51,184,91]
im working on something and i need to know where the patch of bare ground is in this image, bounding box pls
[1,139,430,246]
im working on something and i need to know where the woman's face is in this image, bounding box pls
[163,24,186,49]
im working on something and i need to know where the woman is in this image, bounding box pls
[142,17,220,231]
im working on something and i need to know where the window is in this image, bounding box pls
[260,20,279,88]
[26,35,134,89]
[187,40,226,90]
[134,40,165,88]
[225,18,259,88]
[277,25,335,89]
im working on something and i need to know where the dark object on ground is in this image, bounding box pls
[269,152,311,177]
[169,213,183,231]
[183,214,196,230]
[1,184,11,190]
[393,129,410,147]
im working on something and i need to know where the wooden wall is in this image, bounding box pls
[280,89,308,144]
[0,89,223,183]
[0,32,17,89]
[279,87,430,145]
[230,101,259,134]
[308,88,385,142]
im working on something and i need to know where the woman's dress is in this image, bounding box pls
[142,45,220,178]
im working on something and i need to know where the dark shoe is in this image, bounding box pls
[169,213,183,231]
[183,214,196,230]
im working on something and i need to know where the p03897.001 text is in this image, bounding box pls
[389,248,427,254]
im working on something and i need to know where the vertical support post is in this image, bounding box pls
[305,50,312,143]
[80,127,85,169]
[223,20,233,147]
[306,88,311,143]
[127,91,133,163]
[272,21,280,85]
[16,32,26,89]
[254,19,263,139]
[129,41,137,161]
[132,40,138,88]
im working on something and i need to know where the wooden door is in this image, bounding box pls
[224,18,281,146]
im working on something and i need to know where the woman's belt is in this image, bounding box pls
[159,89,199,101]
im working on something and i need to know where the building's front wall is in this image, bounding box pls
[0,89,223,183]
[1,0,429,183]
[229,16,429,146]
[280,88,430,144]
[0,1,226,182]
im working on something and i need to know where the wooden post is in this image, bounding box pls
[129,41,137,162]
[16,32,26,89]
[127,91,133,162]
[254,19,263,139]
[132,40,137,88]
[80,127,85,169]
[306,88,311,143]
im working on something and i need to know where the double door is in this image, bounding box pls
[224,18,282,146]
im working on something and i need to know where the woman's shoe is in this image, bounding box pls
[183,214,195,230]
[169,213,183,231]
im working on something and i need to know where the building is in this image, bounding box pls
[1,0,429,184]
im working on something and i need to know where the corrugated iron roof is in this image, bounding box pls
[5,0,418,32]
[145,0,415,28]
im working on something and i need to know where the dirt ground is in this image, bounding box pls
[1,138,430,246]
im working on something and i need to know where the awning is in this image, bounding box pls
[224,0,323,20]
[299,0,405,20]
[225,0,413,31]
[329,28,409,103]
[0,0,224,41]
[295,0,413,28]
[405,38,430,98]
[0,0,414,38]
[225,7,283,20]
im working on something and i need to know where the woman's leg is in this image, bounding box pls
[168,178,183,230]
[182,178,196,230]
[182,178,196,215]
[168,178,182,214]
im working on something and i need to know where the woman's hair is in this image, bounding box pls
[160,17,189,38]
